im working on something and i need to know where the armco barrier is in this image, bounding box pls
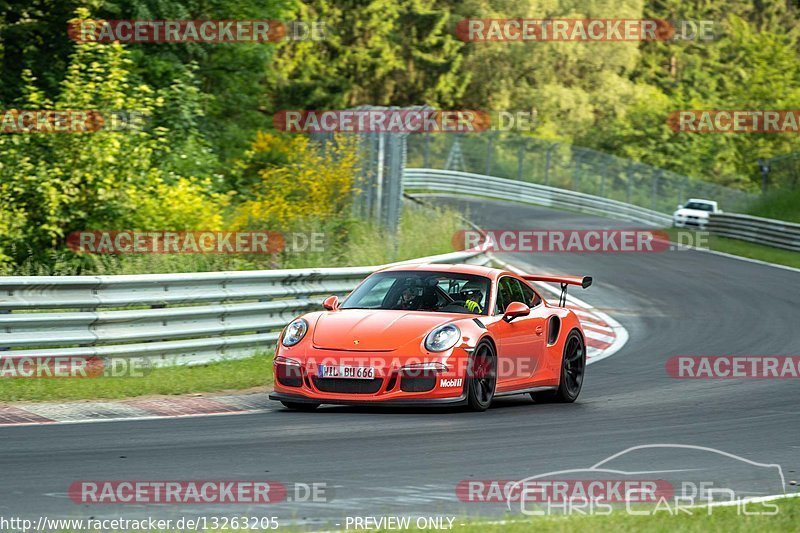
[403,168,672,227]
[0,250,489,366]
[707,213,800,252]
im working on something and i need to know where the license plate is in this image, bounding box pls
[318,365,375,380]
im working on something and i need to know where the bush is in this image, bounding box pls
[0,12,228,271]
[231,133,359,230]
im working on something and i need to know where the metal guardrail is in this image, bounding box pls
[0,250,490,365]
[403,168,672,227]
[708,213,800,252]
[406,134,757,214]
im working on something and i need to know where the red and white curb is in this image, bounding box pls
[491,256,628,365]
[0,394,273,427]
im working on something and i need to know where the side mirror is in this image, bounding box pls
[503,301,530,322]
[322,295,339,311]
[677,204,683,210]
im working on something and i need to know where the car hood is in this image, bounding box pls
[312,310,458,352]
[674,208,711,218]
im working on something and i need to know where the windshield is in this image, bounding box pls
[684,202,714,212]
[341,271,491,315]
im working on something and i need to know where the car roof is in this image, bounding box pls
[377,263,509,280]
[686,198,716,204]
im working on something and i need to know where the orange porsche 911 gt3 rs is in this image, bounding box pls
[269,264,592,411]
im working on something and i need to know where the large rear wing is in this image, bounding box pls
[522,275,592,289]
[521,274,593,306]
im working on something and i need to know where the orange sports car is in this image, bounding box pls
[269,264,592,411]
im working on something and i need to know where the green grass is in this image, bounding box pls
[48,494,800,532]
[450,495,800,533]
[746,188,800,223]
[2,202,466,275]
[0,353,273,402]
[666,228,800,269]
[342,203,464,266]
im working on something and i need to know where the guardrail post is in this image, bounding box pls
[0,309,8,351]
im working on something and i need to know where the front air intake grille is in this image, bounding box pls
[399,375,436,393]
[312,377,383,394]
[276,365,302,387]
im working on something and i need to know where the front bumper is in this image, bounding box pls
[271,347,471,405]
[269,391,468,407]
[673,217,708,228]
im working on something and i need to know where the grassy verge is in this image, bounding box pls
[344,202,464,266]
[47,495,800,532]
[0,353,273,402]
[453,496,800,532]
[666,228,800,269]
[3,203,465,275]
[746,188,800,223]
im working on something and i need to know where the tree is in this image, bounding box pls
[267,0,467,111]
[0,24,227,268]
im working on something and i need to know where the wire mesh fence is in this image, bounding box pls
[406,132,757,214]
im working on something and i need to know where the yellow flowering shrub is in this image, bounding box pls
[124,177,232,231]
[232,133,358,230]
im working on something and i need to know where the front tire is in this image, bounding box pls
[467,341,497,411]
[280,401,320,411]
[531,330,585,403]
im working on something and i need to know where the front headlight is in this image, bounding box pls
[282,318,308,347]
[424,324,461,352]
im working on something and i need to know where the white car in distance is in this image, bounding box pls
[673,198,721,228]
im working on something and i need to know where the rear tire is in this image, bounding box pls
[467,341,497,411]
[280,401,320,411]
[530,330,585,403]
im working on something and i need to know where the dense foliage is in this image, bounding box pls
[1,0,798,271]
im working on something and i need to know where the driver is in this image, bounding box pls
[460,281,485,314]
[464,295,482,313]
[397,279,421,310]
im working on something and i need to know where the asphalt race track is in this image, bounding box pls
[2,198,799,527]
